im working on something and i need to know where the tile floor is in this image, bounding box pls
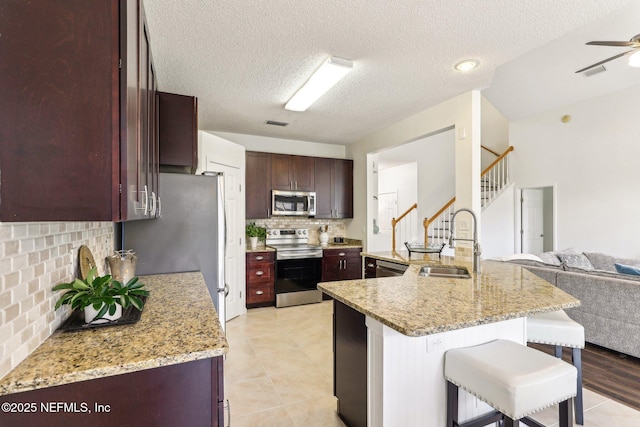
[225,301,640,426]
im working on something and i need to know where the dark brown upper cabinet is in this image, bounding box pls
[271,154,315,192]
[0,0,158,222]
[158,92,198,174]
[246,152,272,219]
[315,158,354,219]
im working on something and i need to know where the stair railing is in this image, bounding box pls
[391,203,417,252]
[480,146,514,207]
[423,197,456,247]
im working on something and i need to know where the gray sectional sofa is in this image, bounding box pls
[506,251,640,359]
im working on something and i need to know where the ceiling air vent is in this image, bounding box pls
[265,120,289,127]
[582,65,606,77]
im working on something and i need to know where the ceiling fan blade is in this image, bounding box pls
[586,41,636,47]
[575,49,635,74]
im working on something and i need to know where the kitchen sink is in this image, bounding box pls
[419,265,471,279]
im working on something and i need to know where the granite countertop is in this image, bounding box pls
[361,250,444,264]
[246,244,276,253]
[0,271,228,396]
[321,238,363,250]
[318,259,580,337]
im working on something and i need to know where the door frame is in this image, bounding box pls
[515,184,557,254]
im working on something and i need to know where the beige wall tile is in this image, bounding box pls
[0,221,113,379]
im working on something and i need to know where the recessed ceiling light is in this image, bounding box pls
[629,51,640,68]
[454,59,480,72]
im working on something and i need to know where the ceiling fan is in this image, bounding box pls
[575,33,640,73]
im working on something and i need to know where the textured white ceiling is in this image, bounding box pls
[144,0,633,145]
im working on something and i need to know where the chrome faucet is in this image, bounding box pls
[448,208,482,273]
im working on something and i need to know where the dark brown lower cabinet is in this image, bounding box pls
[0,357,224,427]
[334,300,367,427]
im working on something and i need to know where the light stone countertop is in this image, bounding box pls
[0,271,228,396]
[246,244,276,253]
[318,259,580,337]
[361,249,444,264]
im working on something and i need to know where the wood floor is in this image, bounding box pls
[530,342,640,411]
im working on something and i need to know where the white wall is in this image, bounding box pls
[348,90,482,256]
[210,131,346,159]
[370,162,418,252]
[481,183,516,258]
[510,84,640,259]
[481,96,510,170]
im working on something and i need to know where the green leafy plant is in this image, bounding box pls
[52,267,150,322]
[246,222,267,241]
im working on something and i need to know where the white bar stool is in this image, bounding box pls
[527,310,585,425]
[445,339,577,427]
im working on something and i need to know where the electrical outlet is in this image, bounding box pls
[426,335,446,352]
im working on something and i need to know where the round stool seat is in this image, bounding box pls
[527,310,585,348]
[445,339,577,420]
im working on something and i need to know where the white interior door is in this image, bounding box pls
[521,189,544,254]
[208,162,243,321]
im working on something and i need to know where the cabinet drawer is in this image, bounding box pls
[246,283,274,304]
[323,248,361,259]
[247,251,274,265]
[247,266,273,284]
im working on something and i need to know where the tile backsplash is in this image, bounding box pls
[0,222,113,379]
[247,218,348,245]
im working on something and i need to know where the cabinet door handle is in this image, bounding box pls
[367,263,375,268]
[255,271,264,276]
[256,290,264,295]
[344,259,347,269]
[149,191,157,217]
[136,185,149,213]
[157,196,162,217]
[338,252,345,256]
[255,256,264,261]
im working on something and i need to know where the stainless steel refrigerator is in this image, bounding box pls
[121,172,226,328]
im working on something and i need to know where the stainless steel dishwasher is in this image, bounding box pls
[375,260,409,277]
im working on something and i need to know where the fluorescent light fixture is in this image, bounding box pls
[454,59,480,72]
[285,56,353,112]
[629,51,640,68]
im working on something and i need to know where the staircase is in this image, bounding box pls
[424,146,514,246]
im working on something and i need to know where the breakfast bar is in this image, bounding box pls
[318,256,580,427]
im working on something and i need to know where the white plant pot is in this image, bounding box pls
[249,236,258,249]
[84,303,123,324]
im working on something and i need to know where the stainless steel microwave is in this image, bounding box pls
[271,190,316,217]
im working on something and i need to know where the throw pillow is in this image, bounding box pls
[537,252,562,266]
[557,253,594,270]
[614,263,640,276]
[583,252,616,272]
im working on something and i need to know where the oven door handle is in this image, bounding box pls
[277,253,323,260]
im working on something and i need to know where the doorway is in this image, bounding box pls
[520,187,554,253]
[205,161,244,321]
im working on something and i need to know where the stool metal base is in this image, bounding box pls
[447,381,571,427]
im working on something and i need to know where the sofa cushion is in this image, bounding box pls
[615,263,640,276]
[557,253,594,270]
[537,252,562,266]
[583,252,617,272]
[562,267,640,282]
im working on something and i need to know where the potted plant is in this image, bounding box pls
[52,267,150,324]
[246,222,266,249]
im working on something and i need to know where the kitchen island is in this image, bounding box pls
[0,271,228,427]
[318,256,579,427]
